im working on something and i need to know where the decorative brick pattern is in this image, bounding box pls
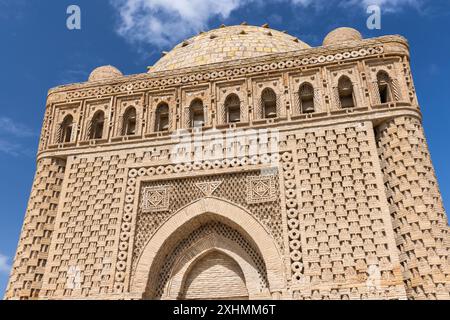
[5,158,66,300]
[132,170,283,277]
[246,174,278,204]
[6,25,449,300]
[150,222,269,299]
[282,123,407,299]
[141,186,171,213]
[38,153,136,298]
[181,251,249,300]
[376,117,450,299]
[195,180,223,196]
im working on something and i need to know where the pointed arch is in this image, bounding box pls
[180,250,248,300]
[338,76,355,108]
[261,88,277,119]
[377,70,393,104]
[89,110,105,140]
[163,233,260,300]
[131,197,285,299]
[122,107,137,136]
[189,98,205,128]
[224,93,241,123]
[299,82,315,113]
[59,114,74,143]
[155,102,170,132]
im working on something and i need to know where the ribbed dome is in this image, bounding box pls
[150,25,310,72]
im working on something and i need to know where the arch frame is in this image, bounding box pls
[224,93,242,124]
[337,75,356,109]
[130,197,286,299]
[298,81,315,114]
[59,114,75,143]
[376,69,395,103]
[260,87,278,119]
[154,102,170,132]
[163,233,270,300]
[121,106,137,136]
[88,109,106,140]
[188,98,206,128]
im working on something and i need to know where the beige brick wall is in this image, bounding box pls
[376,116,450,299]
[181,251,249,300]
[5,158,66,300]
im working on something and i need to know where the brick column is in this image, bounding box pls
[375,116,450,299]
[4,157,66,300]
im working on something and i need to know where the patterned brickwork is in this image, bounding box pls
[5,158,66,300]
[133,171,282,273]
[39,153,139,298]
[375,116,450,299]
[282,123,406,299]
[151,25,309,72]
[181,251,249,300]
[151,222,269,299]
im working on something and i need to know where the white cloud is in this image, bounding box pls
[346,0,423,13]
[0,116,36,157]
[110,0,426,48]
[0,117,34,138]
[0,253,11,274]
[0,139,23,156]
[110,0,255,48]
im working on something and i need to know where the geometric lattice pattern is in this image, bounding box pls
[151,222,269,299]
[141,186,171,213]
[132,170,283,274]
[246,175,278,204]
[195,180,223,196]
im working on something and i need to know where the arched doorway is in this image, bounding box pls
[146,221,269,300]
[131,197,286,300]
[181,251,249,300]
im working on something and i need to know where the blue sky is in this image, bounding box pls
[0,0,449,297]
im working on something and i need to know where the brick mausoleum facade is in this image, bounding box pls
[5,25,450,300]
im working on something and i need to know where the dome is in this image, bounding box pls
[88,65,123,82]
[323,27,363,47]
[150,25,310,72]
